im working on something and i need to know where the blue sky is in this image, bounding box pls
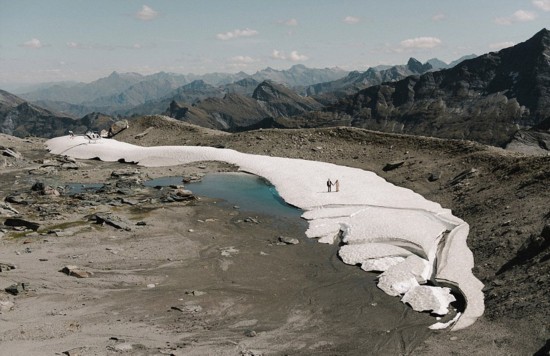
[1,0,549,88]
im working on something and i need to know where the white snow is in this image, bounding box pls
[401,285,456,315]
[361,256,406,272]
[46,135,485,330]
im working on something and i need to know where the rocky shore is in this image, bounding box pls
[1,117,548,355]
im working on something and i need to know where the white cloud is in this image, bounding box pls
[289,50,308,61]
[271,49,286,60]
[216,28,259,40]
[21,38,43,48]
[400,36,442,49]
[135,5,158,21]
[432,13,446,21]
[489,41,516,50]
[494,10,537,25]
[227,55,258,69]
[343,16,360,24]
[271,49,308,62]
[229,55,256,64]
[66,41,93,49]
[281,18,298,26]
[533,0,550,11]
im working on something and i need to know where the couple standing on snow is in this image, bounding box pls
[327,178,339,192]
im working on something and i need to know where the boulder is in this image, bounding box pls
[5,283,28,295]
[0,202,19,216]
[4,218,40,231]
[0,262,16,272]
[93,213,132,231]
[108,120,129,137]
[278,236,300,245]
[1,148,22,159]
[60,265,93,278]
[383,161,405,171]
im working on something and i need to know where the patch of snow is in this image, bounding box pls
[45,135,485,330]
[429,312,462,330]
[361,256,406,272]
[402,285,456,315]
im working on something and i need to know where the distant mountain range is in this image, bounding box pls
[14,57,473,118]
[1,29,548,152]
[17,65,347,117]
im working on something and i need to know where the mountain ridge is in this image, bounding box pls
[322,28,550,147]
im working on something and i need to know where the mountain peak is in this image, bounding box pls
[407,58,432,73]
[531,27,549,41]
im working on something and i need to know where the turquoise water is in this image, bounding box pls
[145,172,303,218]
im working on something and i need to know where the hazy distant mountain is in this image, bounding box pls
[21,71,145,105]
[163,80,323,131]
[323,28,550,147]
[448,54,478,68]
[425,55,479,70]
[426,58,449,70]
[250,64,348,87]
[124,80,226,117]
[221,78,261,96]
[83,73,188,110]
[0,90,117,138]
[19,65,348,117]
[305,58,434,102]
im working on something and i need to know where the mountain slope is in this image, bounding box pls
[326,28,550,147]
[163,80,323,131]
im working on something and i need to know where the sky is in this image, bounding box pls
[1,0,549,90]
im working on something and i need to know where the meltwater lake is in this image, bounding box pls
[150,172,303,218]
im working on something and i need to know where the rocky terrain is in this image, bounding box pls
[324,28,550,148]
[1,115,548,355]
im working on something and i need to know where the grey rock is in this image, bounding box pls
[61,162,79,170]
[185,290,206,296]
[383,161,405,171]
[1,148,22,159]
[5,193,32,205]
[120,198,139,205]
[244,329,257,337]
[171,305,202,313]
[0,203,19,215]
[93,213,132,231]
[449,168,478,186]
[60,265,93,278]
[62,346,89,356]
[278,236,300,245]
[428,171,442,182]
[110,169,140,178]
[0,262,16,272]
[108,119,129,137]
[4,218,40,231]
[5,282,27,295]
